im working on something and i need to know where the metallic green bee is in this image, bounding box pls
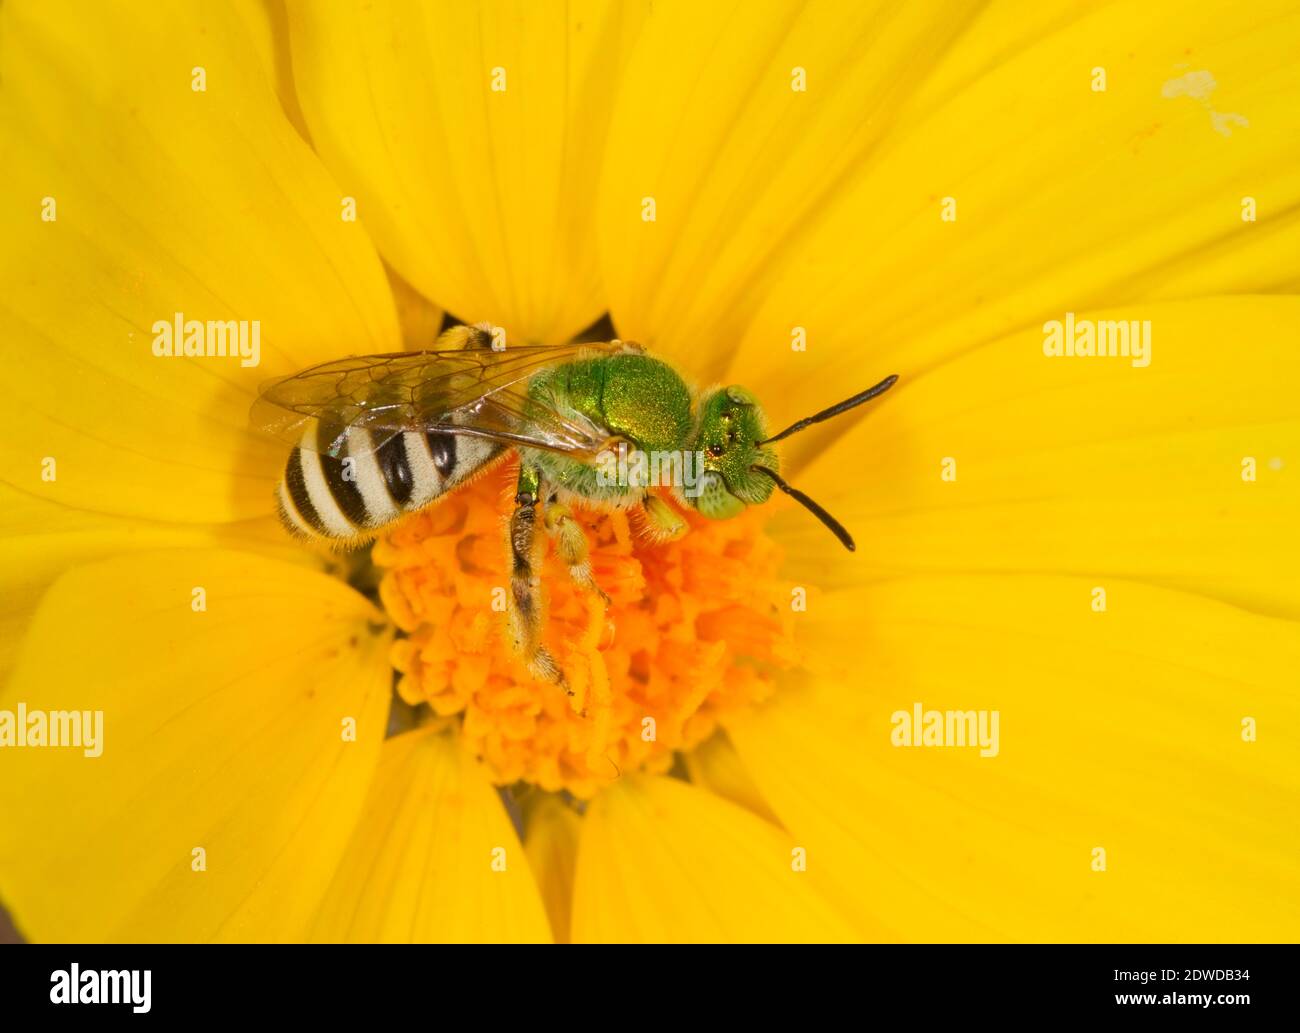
[252,324,897,683]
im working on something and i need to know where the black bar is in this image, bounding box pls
[0,944,1290,1021]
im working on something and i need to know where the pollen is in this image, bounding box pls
[374,460,797,798]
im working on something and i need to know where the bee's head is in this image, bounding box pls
[686,375,901,552]
[689,386,779,519]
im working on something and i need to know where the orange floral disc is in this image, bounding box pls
[375,459,797,798]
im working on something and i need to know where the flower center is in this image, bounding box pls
[374,459,795,797]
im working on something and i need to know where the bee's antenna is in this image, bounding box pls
[751,466,855,552]
[759,374,899,445]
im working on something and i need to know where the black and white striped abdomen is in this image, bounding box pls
[276,418,501,544]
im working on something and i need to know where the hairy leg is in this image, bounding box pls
[543,493,610,604]
[507,465,567,691]
[640,492,688,542]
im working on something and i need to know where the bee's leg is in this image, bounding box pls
[435,321,496,350]
[508,465,568,692]
[640,492,689,542]
[542,492,610,605]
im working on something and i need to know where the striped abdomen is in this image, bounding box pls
[277,416,501,544]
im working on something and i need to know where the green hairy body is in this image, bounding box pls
[522,352,696,506]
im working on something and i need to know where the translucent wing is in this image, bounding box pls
[251,341,632,458]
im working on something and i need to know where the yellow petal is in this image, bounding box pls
[728,0,1300,425]
[310,727,551,943]
[777,297,1300,620]
[571,775,858,942]
[0,484,313,685]
[0,549,392,942]
[0,0,399,525]
[231,0,314,140]
[385,262,446,350]
[728,576,1300,942]
[682,730,781,826]
[522,793,582,944]
[288,0,648,344]
[597,0,978,375]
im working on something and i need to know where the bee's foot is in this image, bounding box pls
[641,494,688,542]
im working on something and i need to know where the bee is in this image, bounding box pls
[252,323,898,685]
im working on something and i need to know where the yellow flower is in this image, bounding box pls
[1,0,1298,943]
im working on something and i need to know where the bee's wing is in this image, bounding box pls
[250,341,628,458]
[457,384,614,459]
